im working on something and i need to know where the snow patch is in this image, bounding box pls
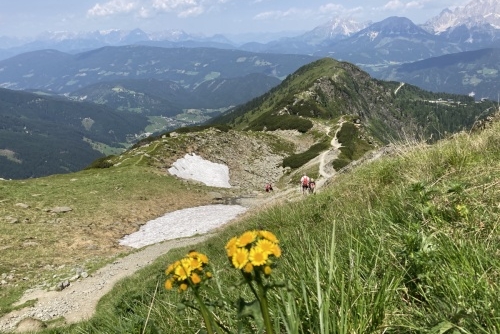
[119,205,247,248]
[168,153,231,188]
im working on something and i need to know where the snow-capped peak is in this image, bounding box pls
[425,0,500,33]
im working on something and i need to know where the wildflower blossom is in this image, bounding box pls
[164,251,217,334]
[259,230,278,243]
[237,230,257,247]
[249,247,268,266]
[232,247,249,269]
[244,262,254,273]
[226,236,238,257]
[164,251,212,293]
[264,266,272,276]
[226,229,281,275]
[226,229,281,334]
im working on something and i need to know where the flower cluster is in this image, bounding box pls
[164,251,212,292]
[225,230,281,275]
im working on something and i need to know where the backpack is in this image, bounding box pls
[302,177,309,186]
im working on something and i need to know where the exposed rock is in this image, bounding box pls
[15,203,29,209]
[50,207,72,213]
[5,216,19,224]
[57,280,70,291]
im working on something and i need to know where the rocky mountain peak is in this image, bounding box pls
[425,0,500,33]
[356,16,432,40]
[324,17,368,37]
[299,17,368,44]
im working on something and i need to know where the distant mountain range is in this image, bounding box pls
[0,47,316,94]
[3,55,494,180]
[0,0,498,64]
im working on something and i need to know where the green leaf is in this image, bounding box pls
[430,321,455,334]
[237,298,264,333]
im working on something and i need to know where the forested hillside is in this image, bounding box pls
[213,58,496,143]
[0,88,148,179]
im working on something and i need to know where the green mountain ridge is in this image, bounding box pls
[214,58,497,143]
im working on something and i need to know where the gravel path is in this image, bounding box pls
[0,234,214,332]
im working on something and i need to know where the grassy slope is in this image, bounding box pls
[0,126,303,318]
[0,144,215,316]
[39,118,500,333]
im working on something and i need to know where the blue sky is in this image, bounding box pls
[0,0,469,38]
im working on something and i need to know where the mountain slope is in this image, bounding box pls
[213,58,496,143]
[380,48,500,98]
[69,74,281,113]
[0,88,149,179]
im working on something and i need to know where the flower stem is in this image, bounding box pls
[194,290,215,334]
[255,273,274,334]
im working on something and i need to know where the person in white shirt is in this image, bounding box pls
[300,174,310,194]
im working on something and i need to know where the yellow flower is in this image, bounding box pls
[237,231,257,247]
[249,246,268,266]
[179,283,188,292]
[189,251,209,265]
[256,239,275,255]
[175,259,192,280]
[206,272,213,278]
[164,279,173,290]
[243,262,254,273]
[259,230,279,243]
[198,253,209,264]
[226,243,237,257]
[264,266,272,276]
[226,236,237,249]
[271,244,282,258]
[226,236,238,257]
[191,272,201,285]
[165,260,180,275]
[232,247,249,269]
[189,257,202,271]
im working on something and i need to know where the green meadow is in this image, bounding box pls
[31,119,500,333]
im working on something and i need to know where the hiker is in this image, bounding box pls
[308,178,316,194]
[300,174,310,194]
[265,183,273,192]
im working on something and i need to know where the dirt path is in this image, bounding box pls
[317,120,344,189]
[0,192,286,333]
[394,82,405,95]
[0,234,215,332]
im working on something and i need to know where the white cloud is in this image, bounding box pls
[384,0,404,10]
[87,0,137,17]
[319,3,344,14]
[178,6,204,17]
[152,0,198,12]
[319,3,363,18]
[254,7,317,21]
[254,3,367,24]
[152,0,206,17]
[383,0,430,11]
